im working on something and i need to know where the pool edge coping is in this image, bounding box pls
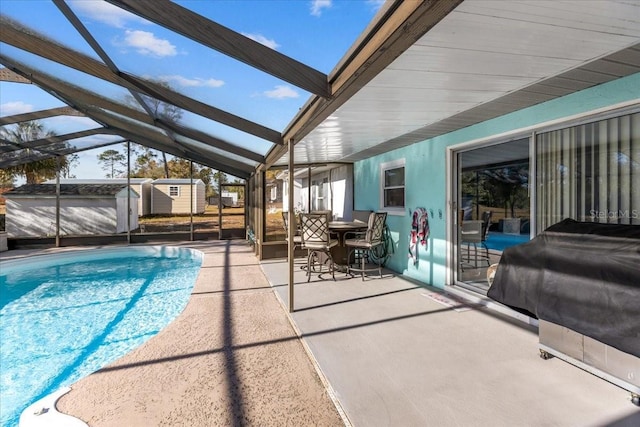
[19,387,87,427]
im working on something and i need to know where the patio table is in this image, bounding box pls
[328,221,368,267]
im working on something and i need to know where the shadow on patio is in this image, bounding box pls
[261,258,640,426]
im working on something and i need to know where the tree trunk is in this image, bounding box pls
[163,152,169,178]
[26,172,37,184]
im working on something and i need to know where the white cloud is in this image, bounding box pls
[70,0,146,28]
[123,30,176,57]
[310,0,332,16]
[264,85,299,99]
[159,75,225,88]
[0,101,33,116]
[242,33,279,50]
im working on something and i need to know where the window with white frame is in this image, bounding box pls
[380,159,405,213]
[169,185,179,197]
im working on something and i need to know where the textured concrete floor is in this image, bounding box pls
[262,259,640,427]
[3,242,344,427]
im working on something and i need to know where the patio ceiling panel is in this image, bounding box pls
[275,0,640,166]
[581,57,640,78]
[605,47,640,67]
[556,68,628,86]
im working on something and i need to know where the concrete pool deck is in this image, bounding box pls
[2,241,343,427]
[3,241,639,426]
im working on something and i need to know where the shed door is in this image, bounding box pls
[116,197,139,233]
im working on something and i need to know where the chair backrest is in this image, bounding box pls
[461,220,483,243]
[300,213,331,246]
[481,210,492,240]
[311,210,332,222]
[282,211,299,235]
[282,211,289,233]
[352,210,373,223]
[366,212,387,244]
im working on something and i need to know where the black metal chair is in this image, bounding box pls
[299,213,339,281]
[481,210,492,247]
[345,212,387,280]
[460,219,490,270]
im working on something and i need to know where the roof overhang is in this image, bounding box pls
[268,0,640,167]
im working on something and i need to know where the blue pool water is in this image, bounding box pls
[0,246,202,427]
[485,232,530,252]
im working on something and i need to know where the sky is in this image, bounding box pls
[0,0,385,181]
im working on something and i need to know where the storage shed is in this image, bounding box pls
[221,191,238,208]
[45,178,152,216]
[151,179,206,214]
[4,184,139,237]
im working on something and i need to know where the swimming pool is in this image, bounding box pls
[0,246,202,427]
[485,232,530,252]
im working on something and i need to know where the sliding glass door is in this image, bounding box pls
[455,138,531,293]
[536,112,639,230]
[451,109,638,296]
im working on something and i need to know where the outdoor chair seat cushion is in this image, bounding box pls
[344,237,377,249]
[304,239,338,250]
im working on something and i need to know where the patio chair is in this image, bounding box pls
[283,211,307,270]
[345,211,387,280]
[312,210,340,240]
[299,213,339,282]
[481,210,492,244]
[311,210,333,221]
[460,220,490,270]
[282,211,302,251]
[352,209,373,224]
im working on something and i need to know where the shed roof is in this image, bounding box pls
[4,184,139,197]
[43,178,153,185]
[152,179,204,185]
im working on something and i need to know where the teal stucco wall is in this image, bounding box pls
[353,72,640,289]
